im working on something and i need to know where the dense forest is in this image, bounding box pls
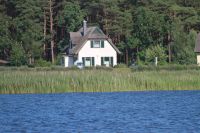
[0,0,200,66]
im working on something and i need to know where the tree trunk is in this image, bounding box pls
[43,10,47,58]
[168,33,172,63]
[168,43,171,63]
[29,57,32,65]
[49,0,54,64]
[104,10,108,36]
[126,48,128,65]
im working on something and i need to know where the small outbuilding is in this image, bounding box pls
[0,60,9,66]
[195,33,200,66]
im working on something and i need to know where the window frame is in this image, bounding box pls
[91,40,104,48]
[101,57,114,67]
[82,57,95,67]
[93,40,101,48]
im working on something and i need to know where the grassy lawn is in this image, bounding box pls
[1,68,200,94]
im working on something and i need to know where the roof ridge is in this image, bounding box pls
[87,27,97,36]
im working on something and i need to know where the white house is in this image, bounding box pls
[62,21,121,67]
[195,33,200,65]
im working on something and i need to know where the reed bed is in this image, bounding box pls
[0,69,200,94]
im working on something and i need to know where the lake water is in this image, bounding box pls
[0,91,200,133]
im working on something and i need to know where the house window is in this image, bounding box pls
[82,57,95,67]
[85,57,91,66]
[93,40,101,48]
[101,57,113,67]
[91,40,104,48]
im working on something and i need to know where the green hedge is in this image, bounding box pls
[131,64,200,71]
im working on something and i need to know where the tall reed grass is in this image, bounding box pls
[1,69,200,94]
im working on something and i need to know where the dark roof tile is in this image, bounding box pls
[69,26,121,54]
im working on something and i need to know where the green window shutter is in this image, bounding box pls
[111,57,113,67]
[101,57,104,66]
[101,40,104,48]
[91,40,93,48]
[92,57,95,66]
[82,57,85,66]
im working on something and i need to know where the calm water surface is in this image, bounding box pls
[0,91,200,133]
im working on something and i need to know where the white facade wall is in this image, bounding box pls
[63,55,74,67]
[197,55,200,66]
[78,40,117,66]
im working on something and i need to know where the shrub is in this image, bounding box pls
[114,63,128,68]
[55,54,63,65]
[35,59,52,67]
[70,65,79,70]
[10,42,27,66]
[131,64,200,72]
[95,65,113,71]
[145,45,167,65]
[27,64,35,68]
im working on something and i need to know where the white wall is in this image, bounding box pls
[197,55,200,66]
[78,40,117,66]
[63,55,74,67]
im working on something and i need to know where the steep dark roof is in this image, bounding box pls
[69,32,82,45]
[195,33,200,53]
[69,26,121,54]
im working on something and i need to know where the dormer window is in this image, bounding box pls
[93,40,101,48]
[91,40,104,48]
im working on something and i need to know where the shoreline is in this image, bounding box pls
[1,69,200,94]
[1,89,200,95]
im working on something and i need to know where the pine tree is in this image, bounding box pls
[0,0,12,60]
